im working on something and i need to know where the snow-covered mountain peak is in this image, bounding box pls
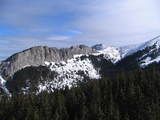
[126,35,160,56]
[92,45,121,63]
[97,46,121,63]
[122,35,160,67]
[92,44,106,50]
[141,35,160,48]
[92,44,137,63]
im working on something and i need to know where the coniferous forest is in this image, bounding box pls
[0,63,160,120]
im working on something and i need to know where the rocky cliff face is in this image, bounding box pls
[0,45,96,78]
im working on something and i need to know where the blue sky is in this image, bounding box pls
[0,0,160,60]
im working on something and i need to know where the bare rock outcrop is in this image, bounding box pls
[0,45,96,78]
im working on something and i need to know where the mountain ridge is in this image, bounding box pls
[126,35,160,56]
[1,35,160,95]
[0,45,96,78]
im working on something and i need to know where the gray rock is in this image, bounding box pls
[92,44,106,50]
[0,45,96,78]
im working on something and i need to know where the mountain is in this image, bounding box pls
[92,44,106,50]
[0,45,96,78]
[6,54,115,94]
[1,35,160,95]
[126,35,160,56]
[6,55,113,94]
[119,35,160,68]
[119,44,138,57]
[92,44,122,63]
[4,44,135,94]
[2,37,160,119]
[92,44,136,63]
[0,43,138,94]
[0,44,126,79]
[0,45,117,94]
[94,46,121,63]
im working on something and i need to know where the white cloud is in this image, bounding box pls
[72,0,160,46]
[0,0,160,59]
[47,36,71,41]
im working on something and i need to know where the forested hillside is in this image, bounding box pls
[1,63,160,120]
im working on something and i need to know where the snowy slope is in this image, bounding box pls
[139,36,160,67]
[95,47,121,63]
[93,45,138,63]
[119,45,138,58]
[140,56,160,67]
[124,35,160,67]
[0,76,11,96]
[91,37,160,67]
[92,44,121,63]
[36,54,100,92]
[0,76,6,87]
[92,44,138,63]
[126,36,160,56]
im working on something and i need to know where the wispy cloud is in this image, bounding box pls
[0,0,160,59]
[73,0,160,45]
[47,36,72,41]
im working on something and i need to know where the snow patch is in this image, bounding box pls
[126,36,160,56]
[39,55,100,92]
[141,56,160,67]
[0,76,6,86]
[93,46,121,63]
[0,76,11,96]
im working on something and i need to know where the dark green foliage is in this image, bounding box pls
[6,66,58,94]
[1,63,160,119]
[88,54,116,77]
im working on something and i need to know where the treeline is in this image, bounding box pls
[1,63,160,120]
